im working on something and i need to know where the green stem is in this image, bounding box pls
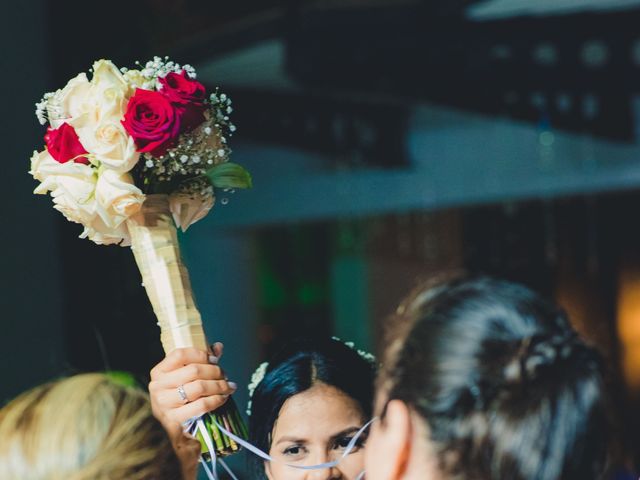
[198,397,247,459]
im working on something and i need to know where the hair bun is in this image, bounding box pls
[504,333,579,384]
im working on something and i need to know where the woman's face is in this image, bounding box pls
[265,382,367,480]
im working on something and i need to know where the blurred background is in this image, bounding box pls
[3,0,640,475]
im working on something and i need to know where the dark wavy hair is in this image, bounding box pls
[382,276,612,480]
[247,337,376,479]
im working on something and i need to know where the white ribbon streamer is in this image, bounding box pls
[184,414,376,478]
[200,458,216,480]
[219,459,240,480]
[195,418,218,480]
[215,417,374,470]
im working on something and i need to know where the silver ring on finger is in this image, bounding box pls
[177,384,189,404]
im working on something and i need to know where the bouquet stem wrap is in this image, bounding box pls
[127,193,247,458]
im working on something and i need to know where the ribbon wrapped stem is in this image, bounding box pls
[126,193,247,457]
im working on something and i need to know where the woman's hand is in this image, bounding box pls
[149,343,237,426]
[149,343,237,479]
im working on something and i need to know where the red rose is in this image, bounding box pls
[44,122,89,164]
[159,71,206,105]
[159,71,206,131]
[122,89,181,156]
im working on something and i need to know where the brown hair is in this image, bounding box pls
[381,276,612,480]
[0,373,183,480]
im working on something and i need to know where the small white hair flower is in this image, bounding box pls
[246,361,269,416]
[331,336,377,364]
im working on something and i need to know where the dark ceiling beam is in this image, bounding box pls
[285,5,640,140]
[225,88,410,168]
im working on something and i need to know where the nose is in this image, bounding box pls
[304,454,342,480]
[306,466,341,480]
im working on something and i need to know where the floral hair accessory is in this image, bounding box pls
[247,362,269,416]
[245,339,376,417]
[331,336,377,364]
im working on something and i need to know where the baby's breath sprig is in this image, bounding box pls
[35,92,54,125]
[35,91,64,126]
[139,87,241,194]
[140,115,229,184]
[124,56,197,91]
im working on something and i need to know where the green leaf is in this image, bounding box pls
[105,370,138,388]
[205,162,253,189]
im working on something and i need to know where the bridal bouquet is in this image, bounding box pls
[29,57,250,457]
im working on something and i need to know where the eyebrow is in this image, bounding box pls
[275,425,363,446]
[330,426,361,441]
[275,437,307,446]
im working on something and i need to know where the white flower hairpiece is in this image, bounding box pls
[246,361,269,416]
[245,339,376,417]
[331,336,377,364]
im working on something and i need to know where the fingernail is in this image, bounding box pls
[228,381,238,390]
[208,355,219,365]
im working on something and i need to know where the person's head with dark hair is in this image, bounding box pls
[248,336,376,479]
[365,276,611,480]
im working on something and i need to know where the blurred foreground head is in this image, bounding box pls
[367,276,611,480]
[0,373,183,480]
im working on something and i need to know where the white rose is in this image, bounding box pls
[29,149,57,183]
[29,149,135,246]
[30,149,98,226]
[81,216,131,246]
[95,169,145,229]
[90,59,132,119]
[48,73,91,128]
[169,192,214,232]
[72,115,139,172]
[50,176,96,226]
[69,60,140,172]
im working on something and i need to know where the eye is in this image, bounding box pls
[283,444,307,457]
[333,431,368,452]
[335,436,353,449]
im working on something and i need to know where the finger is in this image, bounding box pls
[151,348,209,379]
[170,395,231,423]
[162,380,237,408]
[211,342,224,358]
[184,379,237,402]
[152,363,225,390]
[152,379,237,409]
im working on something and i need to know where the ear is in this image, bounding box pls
[381,400,413,479]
